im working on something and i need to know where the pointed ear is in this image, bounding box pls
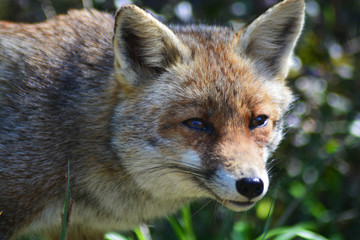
[113,5,190,87]
[235,0,305,80]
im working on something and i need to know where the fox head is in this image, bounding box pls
[111,0,305,211]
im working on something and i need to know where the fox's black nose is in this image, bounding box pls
[236,177,264,199]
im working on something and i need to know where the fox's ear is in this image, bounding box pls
[113,5,190,87]
[235,0,305,80]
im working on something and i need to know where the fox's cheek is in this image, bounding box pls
[180,149,202,168]
[251,120,274,147]
[262,148,270,159]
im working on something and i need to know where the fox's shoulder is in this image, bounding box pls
[0,9,117,115]
[0,9,114,60]
[0,9,113,33]
[0,9,115,87]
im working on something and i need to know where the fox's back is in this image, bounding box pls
[0,9,114,93]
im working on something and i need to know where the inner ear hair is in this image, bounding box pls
[235,0,305,80]
[113,5,190,85]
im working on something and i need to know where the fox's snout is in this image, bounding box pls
[204,162,269,211]
[205,155,269,211]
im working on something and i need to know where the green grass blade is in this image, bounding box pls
[104,232,130,240]
[168,205,197,240]
[133,225,151,240]
[181,205,196,240]
[60,160,71,240]
[256,224,329,240]
[261,198,276,240]
[168,216,186,240]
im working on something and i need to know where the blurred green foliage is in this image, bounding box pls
[1,0,359,239]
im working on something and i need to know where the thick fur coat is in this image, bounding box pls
[0,0,304,239]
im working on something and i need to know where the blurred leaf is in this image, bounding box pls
[304,199,328,220]
[289,181,306,199]
[230,221,252,240]
[255,224,329,240]
[324,139,340,154]
[256,199,274,220]
[105,232,131,240]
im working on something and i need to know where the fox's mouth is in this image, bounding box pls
[198,181,257,212]
[209,189,256,211]
[221,199,255,212]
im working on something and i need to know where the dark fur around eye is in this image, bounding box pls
[183,118,214,134]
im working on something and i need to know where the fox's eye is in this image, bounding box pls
[249,115,268,130]
[183,118,213,133]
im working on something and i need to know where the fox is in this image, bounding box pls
[0,0,305,239]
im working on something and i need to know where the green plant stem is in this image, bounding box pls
[60,160,71,240]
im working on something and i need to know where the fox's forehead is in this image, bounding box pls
[172,25,237,66]
[162,59,291,124]
[171,24,235,49]
[169,55,278,115]
[171,25,264,93]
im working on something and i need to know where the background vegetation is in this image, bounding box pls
[2,0,359,239]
